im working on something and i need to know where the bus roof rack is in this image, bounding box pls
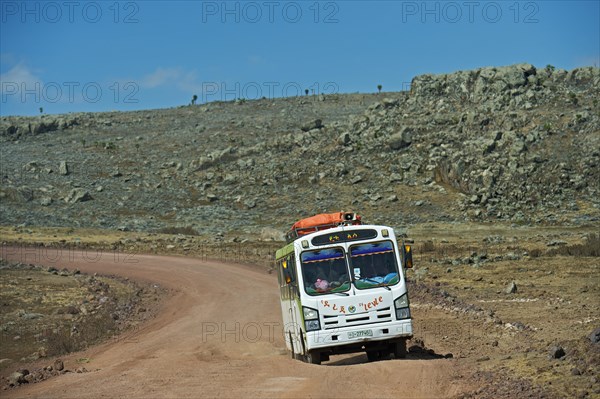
[286,212,362,243]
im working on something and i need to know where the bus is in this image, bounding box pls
[275,212,413,364]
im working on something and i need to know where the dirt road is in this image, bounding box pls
[1,247,464,398]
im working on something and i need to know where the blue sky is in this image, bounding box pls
[1,0,599,116]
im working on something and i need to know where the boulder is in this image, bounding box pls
[64,189,92,203]
[549,346,565,359]
[589,327,600,344]
[59,161,70,176]
[301,119,323,132]
[505,281,517,294]
[388,127,413,150]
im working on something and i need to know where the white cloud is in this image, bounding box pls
[140,67,203,93]
[0,62,43,92]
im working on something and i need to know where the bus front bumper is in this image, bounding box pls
[306,319,413,351]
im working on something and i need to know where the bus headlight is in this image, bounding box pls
[303,307,321,331]
[395,307,411,320]
[305,319,321,332]
[394,293,411,320]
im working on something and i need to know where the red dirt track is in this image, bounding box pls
[1,247,463,398]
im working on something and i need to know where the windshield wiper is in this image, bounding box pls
[364,278,392,291]
[331,291,350,296]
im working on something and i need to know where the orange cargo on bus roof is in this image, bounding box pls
[291,212,361,230]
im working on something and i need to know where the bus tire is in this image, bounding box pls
[393,339,407,359]
[305,351,321,365]
[379,350,391,360]
[366,350,380,362]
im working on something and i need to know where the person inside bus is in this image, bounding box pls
[328,259,349,288]
[314,265,330,290]
[303,264,329,292]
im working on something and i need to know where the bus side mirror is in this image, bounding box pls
[403,244,413,269]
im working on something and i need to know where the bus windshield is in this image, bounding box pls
[300,248,351,295]
[349,241,400,289]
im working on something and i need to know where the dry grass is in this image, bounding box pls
[547,233,599,257]
[46,312,117,356]
[156,226,199,236]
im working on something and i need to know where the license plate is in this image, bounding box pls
[348,329,373,339]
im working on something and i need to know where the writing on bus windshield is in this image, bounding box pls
[300,248,351,295]
[349,241,399,289]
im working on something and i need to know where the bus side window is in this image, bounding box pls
[287,256,297,285]
[276,260,284,287]
[280,257,295,286]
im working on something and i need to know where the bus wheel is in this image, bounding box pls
[379,350,391,360]
[366,350,380,362]
[393,339,407,359]
[305,351,321,365]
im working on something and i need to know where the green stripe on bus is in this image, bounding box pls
[275,242,295,260]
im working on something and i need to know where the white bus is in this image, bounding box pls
[275,212,413,364]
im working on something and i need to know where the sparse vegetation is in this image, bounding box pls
[157,226,199,236]
[191,94,198,105]
[0,262,162,367]
[93,141,117,151]
[569,91,578,105]
[547,233,599,257]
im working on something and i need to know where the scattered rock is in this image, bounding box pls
[388,127,413,150]
[64,188,92,203]
[53,359,64,371]
[20,313,44,320]
[588,327,600,344]
[337,132,351,145]
[260,227,285,241]
[301,119,323,132]
[8,371,25,385]
[505,281,517,294]
[549,346,566,359]
[59,161,69,176]
[350,176,362,184]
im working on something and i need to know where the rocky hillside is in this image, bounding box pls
[1,63,599,239]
